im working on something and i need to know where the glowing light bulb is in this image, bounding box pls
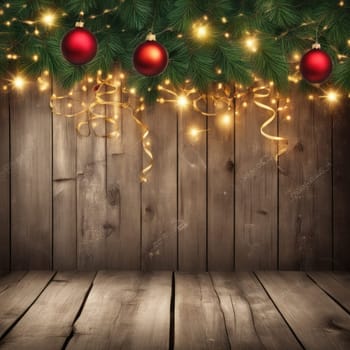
[245,37,258,52]
[193,22,210,40]
[286,115,292,121]
[293,53,301,61]
[32,54,39,62]
[13,76,26,90]
[177,95,189,107]
[189,127,200,138]
[221,114,232,126]
[42,12,55,26]
[326,91,339,103]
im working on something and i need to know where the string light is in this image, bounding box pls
[245,36,258,52]
[41,12,55,26]
[326,90,339,103]
[193,22,209,40]
[177,95,189,107]
[189,127,200,139]
[220,114,232,127]
[12,76,26,90]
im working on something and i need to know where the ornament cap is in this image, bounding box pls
[312,42,321,49]
[146,33,157,41]
[75,21,85,28]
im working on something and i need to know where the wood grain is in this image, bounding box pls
[0,272,94,350]
[257,271,350,350]
[207,98,234,271]
[235,97,278,270]
[76,86,109,270]
[279,91,332,269]
[333,99,350,270]
[105,93,141,269]
[52,84,77,270]
[67,271,172,350]
[0,271,54,338]
[142,102,177,270]
[308,272,350,313]
[178,106,207,271]
[175,273,230,349]
[0,91,10,272]
[10,88,52,269]
[211,272,301,349]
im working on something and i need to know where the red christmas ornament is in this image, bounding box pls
[61,22,97,65]
[133,33,168,76]
[300,43,332,84]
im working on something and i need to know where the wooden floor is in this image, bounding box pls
[0,272,350,349]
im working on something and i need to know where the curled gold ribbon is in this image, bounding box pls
[253,86,288,159]
[87,78,121,138]
[50,92,90,136]
[132,102,153,183]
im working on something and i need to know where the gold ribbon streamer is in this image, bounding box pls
[88,78,120,138]
[133,102,153,183]
[50,92,90,136]
[253,86,288,159]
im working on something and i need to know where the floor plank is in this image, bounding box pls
[0,271,54,338]
[67,271,172,350]
[175,273,230,350]
[257,271,350,350]
[308,272,350,313]
[211,272,302,349]
[0,272,94,350]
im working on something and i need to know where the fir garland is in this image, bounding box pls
[1,0,350,100]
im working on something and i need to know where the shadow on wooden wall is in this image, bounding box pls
[0,84,349,272]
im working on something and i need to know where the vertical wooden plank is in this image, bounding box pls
[105,91,141,269]
[279,91,332,269]
[11,87,52,269]
[142,102,177,270]
[0,91,10,272]
[207,97,234,271]
[235,96,278,270]
[178,106,207,271]
[333,99,350,270]
[52,85,77,270]
[76,85,108,270]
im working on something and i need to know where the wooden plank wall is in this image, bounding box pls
[0,82,349,271]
